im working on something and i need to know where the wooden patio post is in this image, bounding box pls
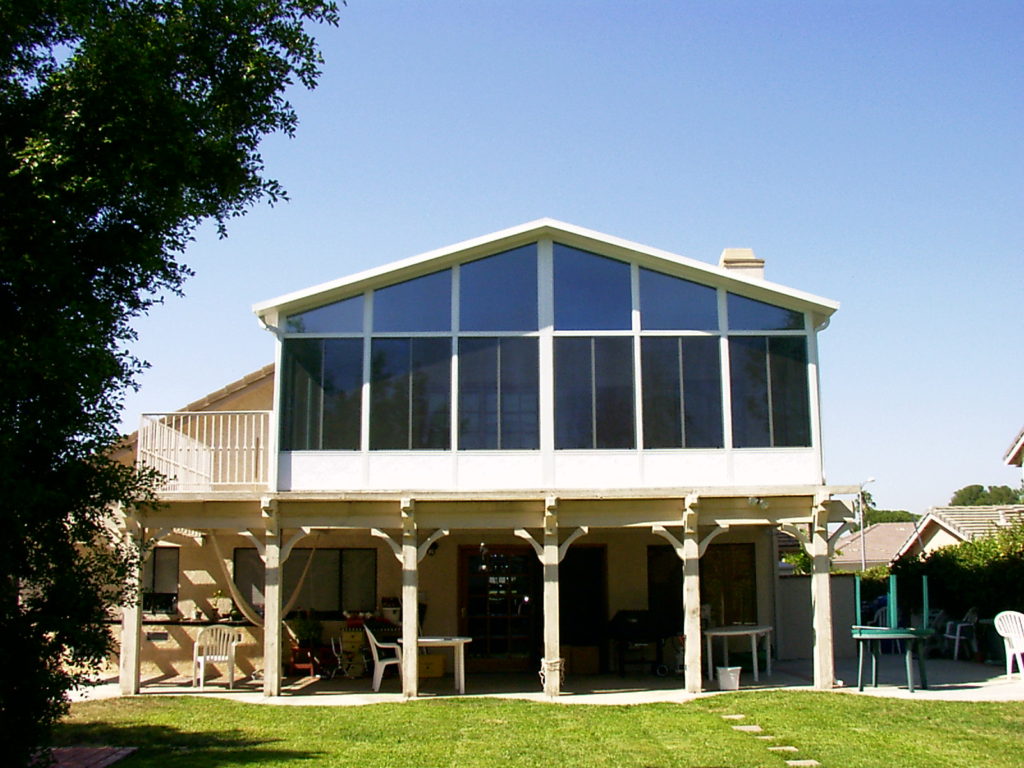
[810,499,835,690]
[542,500,561,697]
[682,500,703,694]
[263,506,283,697]
[119,520,143,695]
[401,499,419,698]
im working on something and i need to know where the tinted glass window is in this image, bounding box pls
[729,336,771,447]
[321,340,364,449]
[458,337,539,449]
[281,339,362,450]
[554,337,635,448]
[729,336,810,447]
[553,244,631,330]
[768,336,810,447]
[639,269,718,330]
[373,270,451,332]
[285,294,363,333]
[727,293,804,330]
[370,338,450,449]
[460,245,538,331]
[641,336,723,448]
[234,548,376,618]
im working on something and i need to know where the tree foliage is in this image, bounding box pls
[948,484,1023,506]
[0,2,338,763]
[892,518,1024,619]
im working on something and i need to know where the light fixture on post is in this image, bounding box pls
[858,477,876,572]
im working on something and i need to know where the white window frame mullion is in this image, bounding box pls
[451,266,460,451]
[717,288,733,450]
[360,291,372,453]
[537,240,555,462]
[630,263,644,452]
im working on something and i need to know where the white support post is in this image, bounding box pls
[542,498,561,697]
[810,498,835,690]
[682,497,703,694]
[119,520,143,696]
[400,499,419,698]
[263,502,283,697]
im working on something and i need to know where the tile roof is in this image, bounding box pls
[925,505,1024,541]
[832,522,919,569]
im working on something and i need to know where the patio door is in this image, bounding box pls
[459,545,541,672]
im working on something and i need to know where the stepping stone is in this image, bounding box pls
[785,761,820,767]
[768,746,799,752]
[721,714,745,720]
[732,724,763,733]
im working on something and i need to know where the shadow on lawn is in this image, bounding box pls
[53,722,323,765]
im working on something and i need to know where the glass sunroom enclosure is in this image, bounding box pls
[270,234,825,493]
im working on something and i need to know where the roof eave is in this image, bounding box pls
[252,219,840,326]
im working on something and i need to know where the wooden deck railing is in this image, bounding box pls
[137,411,271,491]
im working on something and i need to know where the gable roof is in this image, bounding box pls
[832,522,919,569]
[252,219,840,329]
[893,505,1024,561]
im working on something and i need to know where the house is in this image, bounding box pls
[893,505,1024,561]
[830,522,919,570]
[117,219,856,698]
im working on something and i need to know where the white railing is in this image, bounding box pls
[138,411,271,492]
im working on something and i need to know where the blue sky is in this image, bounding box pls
[120,1,1024,513]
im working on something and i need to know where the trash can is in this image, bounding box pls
[716,666,741,691]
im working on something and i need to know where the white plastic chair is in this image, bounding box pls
[943,607,978,660]
[994,610,1024,681]
[364,625,402,692]
[193,625,242,689]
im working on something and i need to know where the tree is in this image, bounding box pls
[848,491,917,531]
[0,2,338,763]
[949,484,1023,506]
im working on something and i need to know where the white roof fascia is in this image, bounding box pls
[1004,426,1024,466]
[253,218,840,326]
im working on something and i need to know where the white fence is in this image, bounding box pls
[138,411,271,491]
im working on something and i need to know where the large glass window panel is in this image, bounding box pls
[458,337,539,449]
[370,338,451,449]
[594,337,635,448]
[641,337,723,448]
[321,339,363,450]
[683,337,724,448]
[642,337,682,448]
[281,339,362,450]
[141,547,179,614]
[729,336,810,447]
[373,270,451,332]
[284,294,363,333]
[729,337,771,447]
[553,244,631,330]
[554,337,635,449]
[639,269,719,330]
[554,338,594,449]
[768,337,811,447]
[460,245,538,331]
[727,293,804,330]
[281,339,323,450]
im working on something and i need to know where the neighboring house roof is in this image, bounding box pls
[893,505,1024,561]
[1005,425,1024,467]
[252,218,840,328]
[832,522,919,569]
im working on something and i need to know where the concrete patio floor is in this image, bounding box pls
[74,656,1024,706]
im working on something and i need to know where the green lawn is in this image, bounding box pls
[56,692,1024,768]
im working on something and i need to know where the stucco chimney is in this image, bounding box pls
[719,248,764,280]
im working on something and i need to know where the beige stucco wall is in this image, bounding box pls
[133,524,787,679]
